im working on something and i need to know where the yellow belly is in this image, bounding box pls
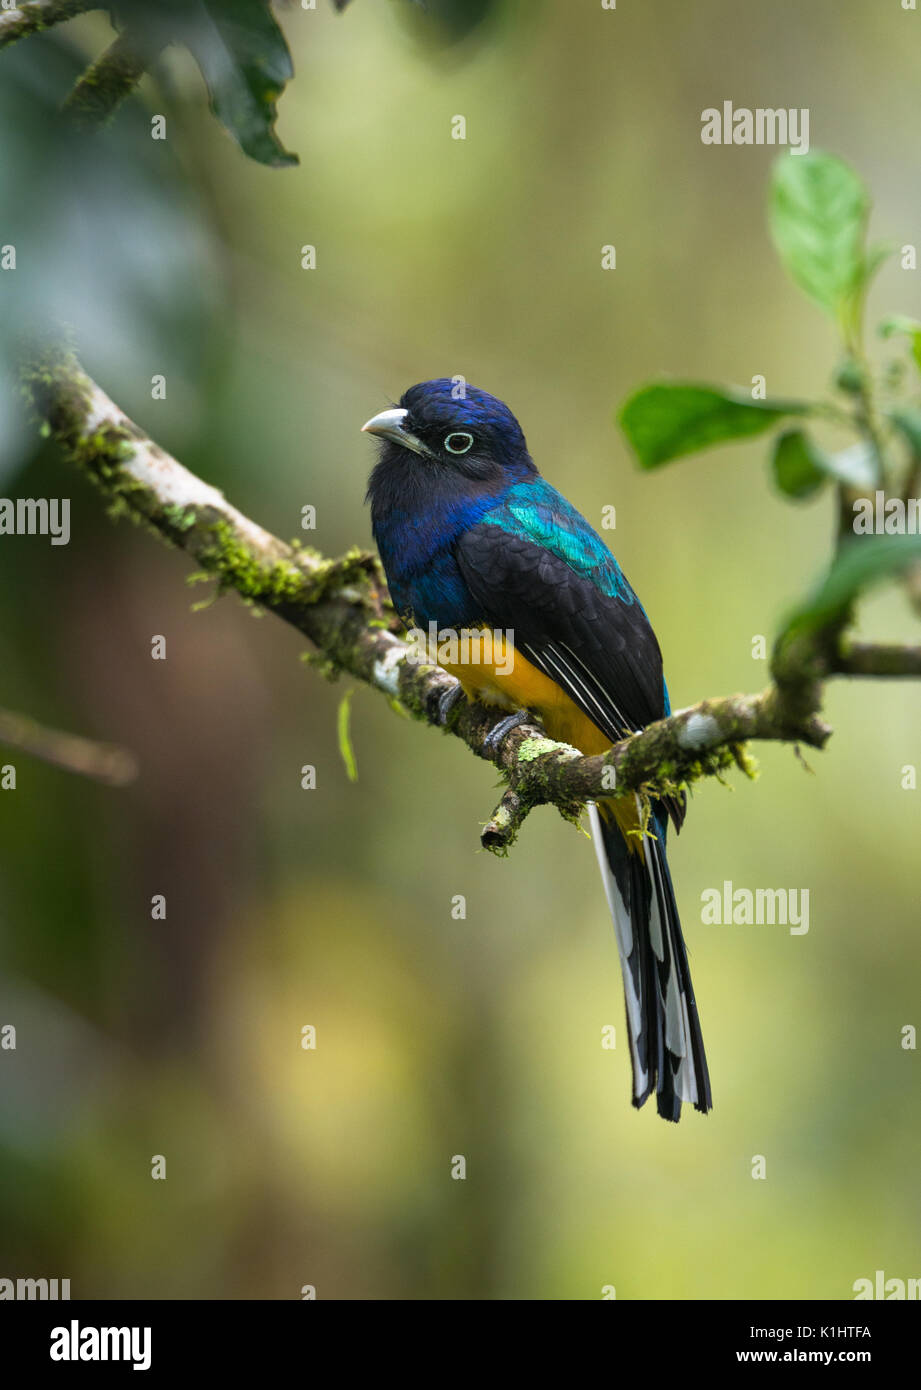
[439,628,643,849]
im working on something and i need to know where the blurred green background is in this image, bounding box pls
[0,0,919,1299]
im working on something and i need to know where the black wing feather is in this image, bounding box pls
[456,523,666,737]
[455,523,686,831]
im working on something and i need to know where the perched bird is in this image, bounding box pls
[362,380,711,1120]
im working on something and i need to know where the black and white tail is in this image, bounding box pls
[589,801,712,1121]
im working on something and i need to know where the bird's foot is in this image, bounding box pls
[482,708,533,755]
[437,682,465,726]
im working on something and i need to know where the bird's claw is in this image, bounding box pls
[437,682,465,726]
[482,708,532,755]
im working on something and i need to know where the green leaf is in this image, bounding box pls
[772,431,876,500]
[879,314,921,372]
[771,430,828,499]
[619,383,810,469]
[785,534,921,635]
[187,0,298,168]
[105,0,298,165]
[769,151,870,336]
[337,689,358,783]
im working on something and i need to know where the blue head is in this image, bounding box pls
[363,379,536,493]
[362,379,538,623]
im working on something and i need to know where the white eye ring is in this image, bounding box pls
[444,431,474,454]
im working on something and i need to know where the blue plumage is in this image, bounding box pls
[367,380,535,628]
[363,379,711,1120]
[478,479,635,604]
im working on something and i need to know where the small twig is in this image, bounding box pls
[61,30,156,131]
[0,706,138,787]
[481,787,529,854]
[848,350,887,487]
[834,641,921,677]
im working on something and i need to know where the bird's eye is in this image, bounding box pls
[444,431,474,454]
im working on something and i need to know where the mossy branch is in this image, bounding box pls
[61,29,155,131]
[0,0,98,50]
[22,349,919,855]
[0,2,155,130]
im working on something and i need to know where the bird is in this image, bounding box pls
[362,379,711,1121]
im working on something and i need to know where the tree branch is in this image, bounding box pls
[61,29,156,130]
[0,705,138,786]
[833,641,921,677]
[0,0,97,50]
[23,347,914,855]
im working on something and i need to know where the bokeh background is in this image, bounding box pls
[0,0,919,1299]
